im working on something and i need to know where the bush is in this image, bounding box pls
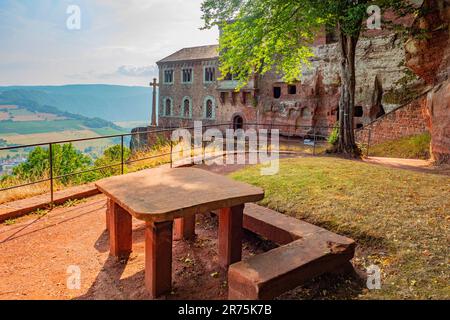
[93,144,131,178]
[11,144,93,185]
[328,127,339,146]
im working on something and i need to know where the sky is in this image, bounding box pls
[0,0,218,86]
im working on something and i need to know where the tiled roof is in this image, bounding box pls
[157,45,219,64]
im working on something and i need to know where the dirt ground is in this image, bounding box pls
[0,194,279,300]
[0,156,377,300]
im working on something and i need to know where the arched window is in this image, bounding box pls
[182,97,192,118]
[203,96,216,119]
[164,98,172,116]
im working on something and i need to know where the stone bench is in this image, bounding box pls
[228,204,356,300]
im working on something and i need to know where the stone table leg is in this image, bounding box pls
[105,198,114,231]
[145,220,173,298]
[109,201,132,259]
[174,215,196,241]
[218,204,245,268]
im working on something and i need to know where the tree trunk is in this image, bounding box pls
[336,25,361,157]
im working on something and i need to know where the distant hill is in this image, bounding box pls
[0,100,128,159]
[0,85,155,122]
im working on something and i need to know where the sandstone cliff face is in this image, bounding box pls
[405,0,449,163]
[256,33,424,136]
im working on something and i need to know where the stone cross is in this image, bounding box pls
[150,78,159,127]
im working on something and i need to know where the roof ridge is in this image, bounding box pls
[157,44,220,64]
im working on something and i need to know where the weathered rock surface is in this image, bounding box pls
[405,0,450,163]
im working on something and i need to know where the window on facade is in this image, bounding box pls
[355,106,364,117]
[231,92,237,105]
[205,99,214,119]
[243,92,251,105]
[224,73,233,81]
[204,67,216,83]
[183,99,191,118]
[182,68,193,83]
[165,99,172,116]
[220,92,227,104]
[288,85,297,95]
[164,70,173,84]
[273,86,281,99]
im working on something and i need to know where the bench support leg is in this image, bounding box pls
[219,204,244,268]
[174,215,196,241]
[145,220,173,298]
[109,201,132,259]
[106,198,114,231]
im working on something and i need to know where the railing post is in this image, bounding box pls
[202,138,205,164]
[170,140,173,168]
[121,135,124,175]
[49,143,54,208]
[367,129,372,158]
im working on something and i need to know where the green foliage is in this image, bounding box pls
[201,0,417,86]
[93,144,131,178]
[11,144,92,185]
[328,127,340,146]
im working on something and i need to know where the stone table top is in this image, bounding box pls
[96,167,264,222]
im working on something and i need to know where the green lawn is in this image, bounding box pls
[230,157,449,300]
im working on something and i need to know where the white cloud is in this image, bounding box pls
[116,65,158,78]
[0,0,218,86]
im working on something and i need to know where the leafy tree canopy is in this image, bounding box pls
[12,144,92,184]
[201,0,418,85]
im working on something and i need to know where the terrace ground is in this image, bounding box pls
[0,156,448,300]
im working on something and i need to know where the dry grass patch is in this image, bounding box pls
[230,157,449,300]
[367,133,431,160]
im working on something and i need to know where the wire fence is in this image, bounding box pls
[0,122,372,207]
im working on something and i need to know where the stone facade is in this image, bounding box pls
[156,32,422,138]
[156,45,221,128]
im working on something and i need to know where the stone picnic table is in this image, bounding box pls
[95,167,264,298]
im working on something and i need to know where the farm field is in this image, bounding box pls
[0,130,124,158]
[0,105,128,161]
[114,121,149,130]
[0,120,86,135]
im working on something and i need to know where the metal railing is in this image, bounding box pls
[0,122,372,207]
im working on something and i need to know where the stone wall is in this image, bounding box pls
[404,0,449,163]
[355,96,429,146]
[252,33,424,137]
[130,127,172,151]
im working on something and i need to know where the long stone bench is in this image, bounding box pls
[228,203,356,300]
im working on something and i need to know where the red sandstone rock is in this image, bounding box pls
[228,204,355,300]
[405,0,450,163]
